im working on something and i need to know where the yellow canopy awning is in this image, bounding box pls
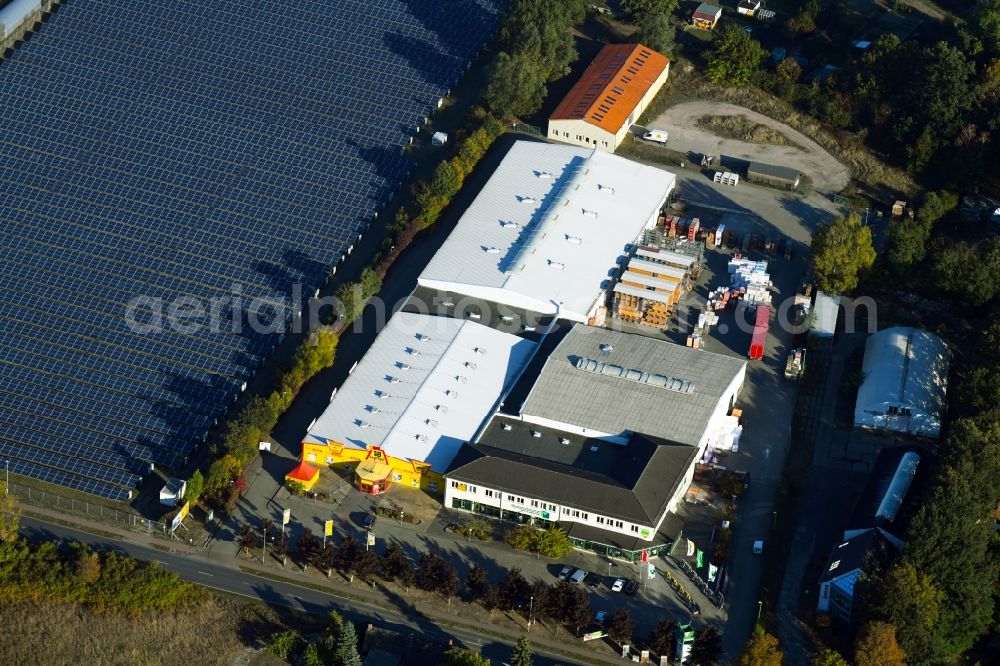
[355,459,391,483]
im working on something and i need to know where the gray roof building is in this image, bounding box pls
[747,161,802,188]
[519,325,746,446]
[447,415,698,526]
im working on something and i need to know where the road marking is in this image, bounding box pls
[197,571,214,577]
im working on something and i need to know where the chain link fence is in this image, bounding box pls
[10,482,169,535]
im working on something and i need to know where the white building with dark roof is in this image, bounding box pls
[416,141,676,324]
[854,327,950,437]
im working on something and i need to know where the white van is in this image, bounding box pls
[642,129,669,144]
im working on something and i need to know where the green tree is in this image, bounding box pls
[707,25,765,86]
[606,607,635,645]
[303,642,324,666]
[416,552,459,599]
[633,11,675,56]
[785,0,820,34]
[484,50,548,118]
[931,239,1000,306]
[314,543,336,577]
[498,567,531,612]
[0,481,21,542]
[899,418,1000,659]
[621,0,678,19]
[875,562,943,663]
[182,469,204,505]
[72,545,102,585]
[885,217,930,275]
[267,630,303,660]
[811,647,848,666]
[296,530,319,571]
[441,647,490,666]
[975,0,1000,56]
[533,527,574,557]
[481,584,501,615]
[854,621,906,666]
[497,0,586,83]
[334,535,363,579]
[691,625,722,665]
[736,631,782,666]
[465,563,489,600]
[334,621,362,666]
[646,618,677,657]
[378,541,412,583]
[511,637,533,666]
[811,212,875,294]
[775,57,802,82]
[917,190,958,227]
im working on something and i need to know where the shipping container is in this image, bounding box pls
[749,305,770,360]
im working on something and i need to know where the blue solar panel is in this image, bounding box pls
[0,0,506,498]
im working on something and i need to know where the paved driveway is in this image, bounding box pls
[647,101,850,194]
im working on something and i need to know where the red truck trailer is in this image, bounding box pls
[748,305,770,360]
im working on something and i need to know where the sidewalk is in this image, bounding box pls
[18,501,628,664]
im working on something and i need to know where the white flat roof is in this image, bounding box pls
[305,312,537,472]
[417,141,676,321]
[626,257,687,280]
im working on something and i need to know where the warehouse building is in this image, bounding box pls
[520,325,747,453]
[444,325,746,558]
[547,43,670,152]
[300,312,537,494]
[445,416,695,561]
[416,141,676,324]
[747,161,802,189]
[854,327,950,438]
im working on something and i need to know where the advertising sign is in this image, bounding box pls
[582,630,607,642]
[170,500,190,532]
[516,505,552,520]
[366,532,376,547]
[324,519,334,537]
[281,507,291,525]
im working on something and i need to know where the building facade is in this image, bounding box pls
[548,43,669,153]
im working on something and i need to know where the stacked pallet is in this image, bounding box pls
[728,257,772,307]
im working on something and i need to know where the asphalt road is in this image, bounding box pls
[18,516,581,666]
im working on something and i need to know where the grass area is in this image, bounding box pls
[662,58,917,199]
[0,596,307,666]
[695,114,803,149]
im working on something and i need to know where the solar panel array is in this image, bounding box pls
[0,0,505,500]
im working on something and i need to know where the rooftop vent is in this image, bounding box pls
[366,405,381,413]
[440,300,454,307]
[397,363,411,371]
[500,221,518,229]
[531,430,542,438]
[484,246,501,254]
[559,437,570,445]
[474,347,487,355]
[375,390,390,399]
[406,347,420,355]
[436,404,448,413]
[548,261,565,270]
[599,343,614,354]
[387,376,401,384]
[537,171,552,179]
[590,445,600,452]
[565,235,583,244]
[598,184,615,194]
[455,375,468,384]
[582,209,598,219]
[521,196,536,204]
[425,419,438,427]
[464,361,477,370]
[501,423,513,431]
[359,421,371,428]
[445,389,458,398]
[417,334,431,342]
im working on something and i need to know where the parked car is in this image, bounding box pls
[557,565,574,581]
[753,540,764,555]
[611,578,625,592]
[363,514,377,531]
[642,129,669,144]
[624,579,639,596]
[595,610,607,625]
[570,569,588,584]
[584,572,602,587]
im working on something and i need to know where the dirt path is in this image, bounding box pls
[648,101,851,194]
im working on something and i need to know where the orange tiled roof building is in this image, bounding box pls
[547,43,669,153]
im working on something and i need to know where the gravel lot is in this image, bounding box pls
[648,101,851,194]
